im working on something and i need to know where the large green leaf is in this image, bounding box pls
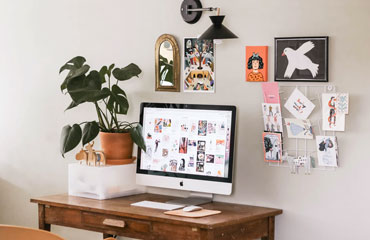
[86,88,111,102]
[108,94,128,114]
[83,70,102,90]
[65,75,86,103]
[60,65,90,92]
[99,66,108,84]
[60,124,82,157]
[82,121,100,146]
[68,88,111,104]
[129,124,146,152]
[59,56,86,74]
[111,84,127,97]
[84,87,110,102]
[107,85,128,114]
[66,70,105,104]
[112,63,142,81]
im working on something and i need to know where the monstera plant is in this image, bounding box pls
[59,56,146,161]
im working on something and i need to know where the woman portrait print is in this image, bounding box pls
[247,52,265,82]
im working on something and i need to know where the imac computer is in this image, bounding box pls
[136,102,236,205]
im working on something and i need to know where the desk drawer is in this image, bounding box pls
[81,212,152,235]
[214,218,268,240]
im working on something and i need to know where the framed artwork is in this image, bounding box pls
[263,132,282,163]
[183,37,215,93]
[246,46,268,82]
[275,36,329,82]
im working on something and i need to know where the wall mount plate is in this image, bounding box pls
[180,0,202,24]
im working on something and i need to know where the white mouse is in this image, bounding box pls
[182,205,203,212]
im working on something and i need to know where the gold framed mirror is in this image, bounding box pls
[155,34,180,92]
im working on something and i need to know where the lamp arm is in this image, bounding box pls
[187,7,219,12]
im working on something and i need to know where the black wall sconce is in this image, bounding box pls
[180,0,238,40]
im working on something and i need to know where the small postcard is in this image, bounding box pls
[337,93,349,114]
[322,93,345,131]
[263,132,282,163]
[285,118,313,139]
[284,88,315,119]
[316,136,338,167]
[262,103,283,133]
[261,82,280,103]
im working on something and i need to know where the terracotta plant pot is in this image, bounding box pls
[100,132,135,165]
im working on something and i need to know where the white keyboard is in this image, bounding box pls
[131,200,184,210]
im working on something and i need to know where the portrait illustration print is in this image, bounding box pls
[246,46,268,82]
[275,37,328,82]
[183,38,215,92]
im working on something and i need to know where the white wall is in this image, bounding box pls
[0,0,369,239]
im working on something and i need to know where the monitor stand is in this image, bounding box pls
[166,192,213,206]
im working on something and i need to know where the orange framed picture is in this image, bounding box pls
[246,46,268,82]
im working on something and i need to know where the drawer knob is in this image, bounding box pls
[103,218,125,228]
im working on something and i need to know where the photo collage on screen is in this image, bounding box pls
[140,108,231,178]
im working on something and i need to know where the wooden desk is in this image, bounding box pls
[31,194,282,240]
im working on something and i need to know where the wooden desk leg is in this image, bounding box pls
[103,233,114,239]
[38,204,51,231]
[261,216,275,240]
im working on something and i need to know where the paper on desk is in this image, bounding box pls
[164,209,221,218]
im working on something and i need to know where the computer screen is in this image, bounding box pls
[137,103,236,186]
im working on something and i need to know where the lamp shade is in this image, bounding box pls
[198,15,238,40]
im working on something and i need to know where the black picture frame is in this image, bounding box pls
[275,36,329,82]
